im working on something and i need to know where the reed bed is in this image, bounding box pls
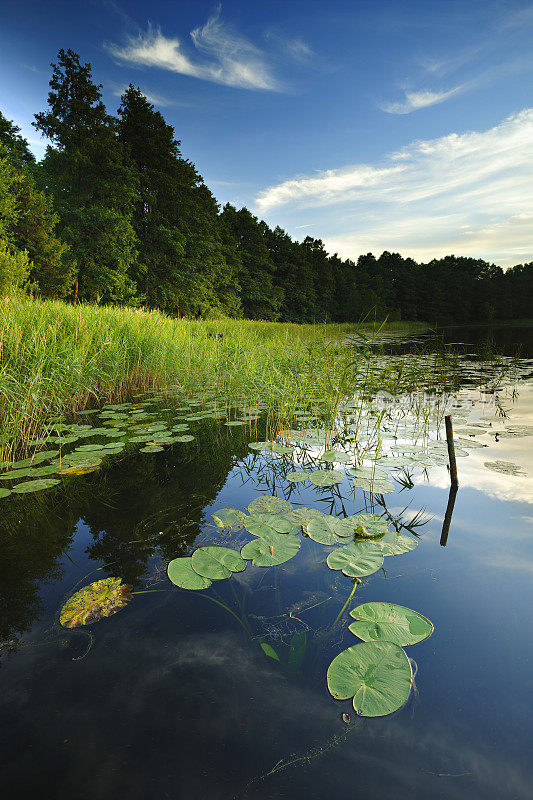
[0,296,431,463]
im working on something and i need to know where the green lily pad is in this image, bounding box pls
[175,435,195,443]
[320,450,353,463]
[167,557,212,589]
[326,541,384,577]
[211,508,247,531]
[12,478,60,494]
[309,469,345,487]
[378,532,418,556]
[241,533,300,566]
[349,602,433,646]
[60,577,133,628]
[248,496,293,515]
[191,546,247,580]
[0,487,11,498]
[351,476,395,493]
[348,466,389,480]
[327,641,412,717]
[286,471,309,483]
[344,513,388,538]
[306,514,357,544]
[244,512,293,538]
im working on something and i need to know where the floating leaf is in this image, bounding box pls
[248,496,293,515]
[377,532,418,556]
[175,435,195,443]
[211,508,246,531]
[349,602,433,646]
[140,445,164,453]
[241,534,300,566]
[167,557,212,589]
[344,513,388,538]
[326,541,384,577]
[60,577,133,628]
[306,514,356,544]
[309,469,345,487]
[0,487,11,499]
[351,476,395,493]
[244,512,293,538]
[321,450,353,463]
[484,460,525,476]
[191,546,246,580]
[348,466,389,480]
[286,471,309,483]
[12,478,60,494]
[327,641,412,716]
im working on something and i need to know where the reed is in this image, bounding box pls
[0,295,429,464]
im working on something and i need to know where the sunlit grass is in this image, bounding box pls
[0,295,432,463]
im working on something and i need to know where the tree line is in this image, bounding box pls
[1,48,531,324]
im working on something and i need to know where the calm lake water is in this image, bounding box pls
[1,324,532,800]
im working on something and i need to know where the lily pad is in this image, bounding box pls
[286,471,309,483]
[309,469,345,487]
[351,476,395,493]
[484,460,525,476]
[344,513,388,538]
[327,641,412,717]
[241,533,300,566]
[306,514,357,544]
[348,466,389,480]
[321,450,353,463]
[326,541,384,577]
[349,602,433,646]
[377,532,418,556]
[60,577,133,628]
[191,546,247,580]
[0,487,11,498]
[12,478,60,494]
[248,496,293,515]
[244,512,293,538]
[167,557,212,590]
[211,508,247,531]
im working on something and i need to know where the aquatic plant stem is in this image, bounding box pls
[331,579,360,629]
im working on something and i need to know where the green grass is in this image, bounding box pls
[0,296,433,464]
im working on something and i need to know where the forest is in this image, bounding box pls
[1,48,531,325]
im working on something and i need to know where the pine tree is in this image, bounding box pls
[33,49,138,302]
[117,85,239,316]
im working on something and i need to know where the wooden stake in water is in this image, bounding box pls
[445,415,458,487]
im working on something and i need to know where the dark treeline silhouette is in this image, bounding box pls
[1,49,531,324]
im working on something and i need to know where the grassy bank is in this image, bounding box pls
[0,296,432,463]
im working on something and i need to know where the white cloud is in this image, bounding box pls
[255,109,533,266]
[110,84,176,107]
[106,7,280,91]
[380,86,463,114]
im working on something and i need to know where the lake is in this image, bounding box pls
[1,324,532,800]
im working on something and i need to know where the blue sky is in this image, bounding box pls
[1,0,532,266]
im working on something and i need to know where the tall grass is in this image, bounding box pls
[0,296,431,463]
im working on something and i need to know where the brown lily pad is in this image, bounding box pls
[60,577,133,628]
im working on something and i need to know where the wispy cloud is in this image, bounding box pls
[380,86,463,114]
[105,6,281,91]
[256,109,533,266]
[110,84,177,108]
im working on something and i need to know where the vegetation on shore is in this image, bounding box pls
[1,49,532,326]
[0,296,434,464]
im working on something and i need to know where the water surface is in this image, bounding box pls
[1,324,532,800]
